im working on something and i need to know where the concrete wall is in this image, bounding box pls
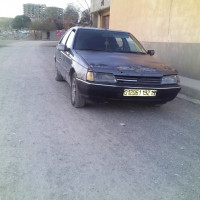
[110,0,200,80]
[42,31,61,41]
[142,42,200,79]
[91,0,110,13]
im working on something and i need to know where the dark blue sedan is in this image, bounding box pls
[55,27,181,107]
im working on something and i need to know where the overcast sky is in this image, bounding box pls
[0,0,90,18]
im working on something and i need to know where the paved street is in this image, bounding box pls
[0,40,200,200]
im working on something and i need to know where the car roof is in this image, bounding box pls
[72,26,130,34]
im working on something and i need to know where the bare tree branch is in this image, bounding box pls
[76,0,90,11]
[76,0,86,10]
[83,0,90,11]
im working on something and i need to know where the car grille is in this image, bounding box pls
[115,75,162,86]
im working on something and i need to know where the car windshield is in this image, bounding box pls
[74,29,147,54]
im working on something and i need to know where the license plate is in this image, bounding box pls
[123,89,157,97]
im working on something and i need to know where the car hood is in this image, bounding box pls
[75,50,177,77]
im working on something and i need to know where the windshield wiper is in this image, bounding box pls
[119,51,146,54]
[77,48,104,52]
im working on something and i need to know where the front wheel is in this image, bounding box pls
[55,61,64,81]
[71,73,86,108]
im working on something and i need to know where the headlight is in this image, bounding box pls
[86,71,94,81]
[86,72,116,83]
[161,75,180,84]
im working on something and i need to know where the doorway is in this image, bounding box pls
[102,15,110,29]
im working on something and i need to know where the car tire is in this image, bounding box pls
[55,66,64,81]
[71,73,86,108]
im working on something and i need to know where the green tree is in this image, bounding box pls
[0,17,13,30]
[11,15,31,30]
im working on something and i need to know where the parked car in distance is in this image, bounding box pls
[54,27,181,108]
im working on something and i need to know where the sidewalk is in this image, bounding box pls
[178,76,200,104]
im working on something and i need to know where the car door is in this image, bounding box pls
[56,30,71,78]
[61,29,76,83]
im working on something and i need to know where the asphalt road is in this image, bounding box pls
[0,40,200,200]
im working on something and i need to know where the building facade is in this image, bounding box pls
[23,4,63,21]
[23,4,46,20]
[90,0,110,28]
[90,0,200,79]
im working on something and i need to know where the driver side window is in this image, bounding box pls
[66,30,75,49]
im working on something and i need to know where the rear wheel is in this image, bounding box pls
[71,73,86,108]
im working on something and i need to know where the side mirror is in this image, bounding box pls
[57,44,70,51]
[147,50,155,56]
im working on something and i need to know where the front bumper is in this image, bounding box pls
[76,78,181,103]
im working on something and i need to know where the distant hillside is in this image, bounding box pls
[0,17,13,30]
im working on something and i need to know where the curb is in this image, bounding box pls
[178,76,200,105]
[178,93,200,105]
